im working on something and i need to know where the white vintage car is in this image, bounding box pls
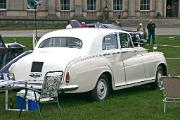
[8,28,167,101]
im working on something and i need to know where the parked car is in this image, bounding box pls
[8,28,167,101]
[68,20,87,28]
[86,23,147,46]
[67,20,147,46]
[129,31,147,46]
[86,23,122,29]
[0,35,25,68]
[69,20,81,28]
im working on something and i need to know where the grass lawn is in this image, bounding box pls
[0,36,180,120]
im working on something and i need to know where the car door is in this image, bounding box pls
[102,33,126,87]
[119,33,145,85]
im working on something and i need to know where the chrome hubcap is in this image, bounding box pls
[97,79,107,100]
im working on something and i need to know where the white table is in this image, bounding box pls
[0,80,42,111]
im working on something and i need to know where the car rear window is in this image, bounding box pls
[38,37,82,49]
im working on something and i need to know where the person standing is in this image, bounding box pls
[147,19,156,45]
[137,23,145,32]
[137,23,147,39]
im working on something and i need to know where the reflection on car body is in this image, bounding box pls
[8,28,167,101]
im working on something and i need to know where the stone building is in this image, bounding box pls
[0,0,179,21]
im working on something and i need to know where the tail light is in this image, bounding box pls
[65,71,70,83]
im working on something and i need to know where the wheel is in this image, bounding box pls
[90,74,110,101]
[151,66,164,89]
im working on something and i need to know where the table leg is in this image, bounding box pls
[5,90,8,110]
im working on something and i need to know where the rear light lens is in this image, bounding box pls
[65,71,70,83]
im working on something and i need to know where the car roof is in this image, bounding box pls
[35,28,131,54]
[36,28,129,50]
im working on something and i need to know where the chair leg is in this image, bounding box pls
[36,102,43,119]
[34,91,43,119]
[57,98,62,119]
[18,89,28,119]
[164,101,166,113]
[18,108,23,119]
[57,99,61,112]
[40,103,43,112]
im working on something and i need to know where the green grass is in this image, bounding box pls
[150,36,180,76]
[0,36,180,120]
[156,36,180,58]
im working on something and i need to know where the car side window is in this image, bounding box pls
[102,34,118,50]
[119,33,133,48]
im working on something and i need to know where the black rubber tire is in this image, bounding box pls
[151,65,164,90]
[90,74,110,101]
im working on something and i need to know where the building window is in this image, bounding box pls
[140,0,150,10]
[0,0,6,9]
[61,0,70,10]
[27,0,40,9]
[113,0,123,10]
[87,0,96,10]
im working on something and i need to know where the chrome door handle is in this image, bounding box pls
[103,53,111,56]
[113,52,120,55]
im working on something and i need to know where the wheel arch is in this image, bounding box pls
[101,71,113,91]
[157,63,168,76]
[151,63,168,89]
[90,71,113,101]
[91,70,113,92]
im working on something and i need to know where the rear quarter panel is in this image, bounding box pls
[65,55,113,93]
